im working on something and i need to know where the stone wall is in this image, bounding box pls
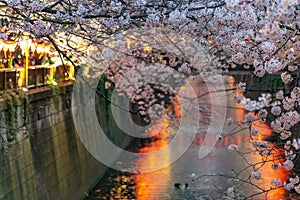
[0,82,132,200]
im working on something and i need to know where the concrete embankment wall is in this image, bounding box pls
[0,82,132,200]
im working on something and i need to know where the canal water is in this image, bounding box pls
[86,76,292,200]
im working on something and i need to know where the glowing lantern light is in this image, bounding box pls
[6,41,17,52]
[19,38,32,55]
[19,39,26,53]
[143,45,152,53]
[43,42,51,54]
[126,38,132,49]
[0,39,4,51]
[30,41,36,52]
[36,43,44,54]
[108,43,115,49]
[3,42,9,52]
[19,34,32,88]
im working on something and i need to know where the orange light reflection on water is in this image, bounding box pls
[252,121,289,199]
[234,80,289,199]
[132,76,289,199]
[134,117,171,200]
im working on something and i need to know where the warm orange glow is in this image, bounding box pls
[134,110,171,199]
[252,122,289,199]
[36,43,45,54]
[69,65,75,79]
[108,43,115,49]
[169,37,175,42]
[2,40,18,52]
[246,38,253,44]
[232,76,289,199]
[17,69,25,88]
[224,76,289,198]
[88,45,98,51]
[44,44,51,54]
[126,38,132,49]
[30,41,36,52]
[173,100,181,119]
[19,39,32,55]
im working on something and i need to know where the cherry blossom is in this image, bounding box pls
[292,138,300,150]
[234,94,244,104]
[251,171,262,180]
[283,97,296,111]
[288,65,298,72]
[283,160,294,171]
[271,163,282,170]
[271,106,282,116]
[295,185,300,194]
[228,144,239,152]
[244,113,255,123]
[251,128,259,136]
[285,140,292,149]
[280,131,292,140]
[237,82,246,92]
[265,58,283,74]
[225,118,234,126]
[276,90,284,100]
[258,109,268,121]
[290,176,300,185]
[226,187,234,197]
[271,178,281,188]
[281,72,293,84]
[284,182,295,191]
[291,87,300,101]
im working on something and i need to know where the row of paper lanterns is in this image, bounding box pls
[0,38,52,54]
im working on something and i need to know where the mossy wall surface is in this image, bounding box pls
[0,82,132,200]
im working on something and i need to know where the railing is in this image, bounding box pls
[0,64,75,90]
